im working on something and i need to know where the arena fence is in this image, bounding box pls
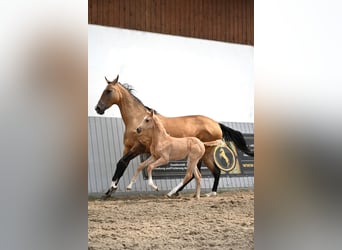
[88,116,254,196]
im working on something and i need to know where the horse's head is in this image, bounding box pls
[136,110,156,134]
[95,75,121,115]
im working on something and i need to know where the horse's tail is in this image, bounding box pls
[219,123,254,157]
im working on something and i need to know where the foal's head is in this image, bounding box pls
[136,110,156,134]
[95,75,121,115]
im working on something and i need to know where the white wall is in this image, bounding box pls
[88,24,254,123]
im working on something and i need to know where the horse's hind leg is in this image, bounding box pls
[203,157,221,197]
[167,181,187,198]
[210,163,221,195]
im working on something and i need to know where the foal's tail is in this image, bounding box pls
[219,123,254,157]
[203,140,223,147]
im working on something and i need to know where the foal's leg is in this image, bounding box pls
[146,157,169,191]
[167,159,199,198]
[187,159,202,199]
[127,155,156,190]
[193,165,202,199]
[171,160,202,196]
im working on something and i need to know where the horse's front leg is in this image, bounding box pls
[127,155,156,190]
[103,142,146,199]
[146,157,168,191]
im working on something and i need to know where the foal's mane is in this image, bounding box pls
[152,113,168,136]
[120,82,156,113]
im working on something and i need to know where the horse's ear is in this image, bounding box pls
[105,76,111,84]
[105,75,119,84]
[151,109,156,116]
[113,75,119,84]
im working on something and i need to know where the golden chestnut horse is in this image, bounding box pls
[95,75,253,198]
[127,110,221,199]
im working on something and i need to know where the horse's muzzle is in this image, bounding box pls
[95,105,104,115]
[136,127,142,134]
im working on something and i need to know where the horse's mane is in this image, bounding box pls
[120,83,157,113]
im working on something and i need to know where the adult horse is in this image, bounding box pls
[95,75,253,198]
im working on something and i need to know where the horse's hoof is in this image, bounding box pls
[126,187,131,191]
[166,193,181,199]
[205,192,217,197]
[166,194,179,199]
[102,187,116,199]
[101,193,111,200]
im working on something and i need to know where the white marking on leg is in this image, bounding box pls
[127,176,137,190]
[167,182,184,197]
[126,182,133,190]
[205,192,217,197]
[195,181,201,199]
[148,179,158,190]
[148,177,158,190]
[111,181,118,189]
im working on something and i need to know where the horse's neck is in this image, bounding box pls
[151,118,169,145]
[116,87,146,127]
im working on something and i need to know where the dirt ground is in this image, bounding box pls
[88,189,254,250]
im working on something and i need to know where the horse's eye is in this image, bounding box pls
[106,89,112,94]
[145,119,150,123]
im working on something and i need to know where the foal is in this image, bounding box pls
[127,110,219,199]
